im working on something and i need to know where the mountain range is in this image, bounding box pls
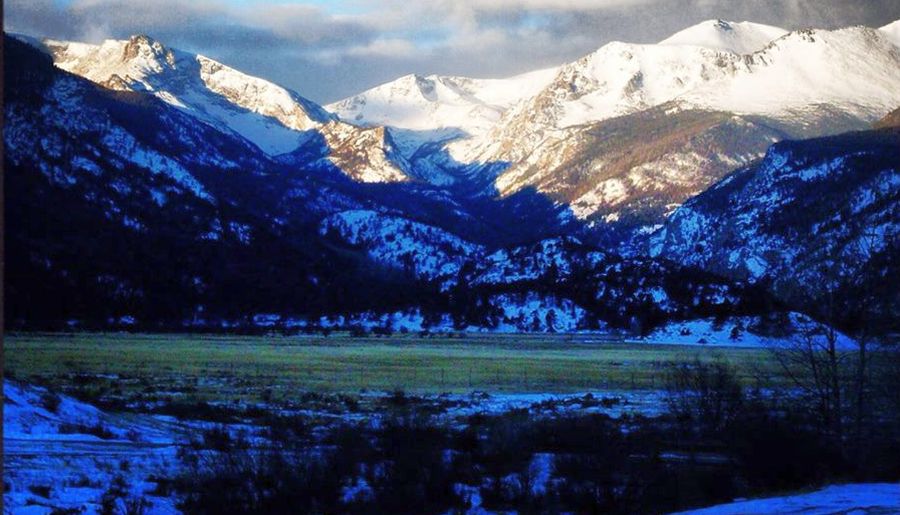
[5,18,899,336]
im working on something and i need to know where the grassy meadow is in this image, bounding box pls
[4,332,785,402]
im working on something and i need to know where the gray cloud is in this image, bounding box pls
[5,0,900,103]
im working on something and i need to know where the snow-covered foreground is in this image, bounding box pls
[2,378,668,513]
[6,377,898,514]
[671,483,900,515]
[3,380,182,514]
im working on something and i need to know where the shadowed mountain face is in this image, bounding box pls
[650,126,900,333]
[488,107,787,243]
[3,36,443,327]
[874,106,900,129]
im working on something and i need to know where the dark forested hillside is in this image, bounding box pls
[3,36,431,329]
[651,126,900,334]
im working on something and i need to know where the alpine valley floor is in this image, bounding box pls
[5,332,788,397]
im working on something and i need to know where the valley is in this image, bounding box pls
[3,9,900,514]
[4,333,786,398]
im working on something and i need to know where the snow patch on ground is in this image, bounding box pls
[638,314,858,349]
[671,482,900,515]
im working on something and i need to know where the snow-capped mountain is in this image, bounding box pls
[447,23,900,238]
[3,35,398,327]
[490,106,791,242]
[326,69,558,185]
[476,24,900,162]
[320,21,900,221]
[327,69,557,137]
[6,15,899,336]
[3,35,580,330]
[36,35,412,183]
[44,35,333,155]
[494,22,896,150]
[881,20,900,46]
[659,19,788,54]
[311,20,900,233]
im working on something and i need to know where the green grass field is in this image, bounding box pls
[4,333,786,402]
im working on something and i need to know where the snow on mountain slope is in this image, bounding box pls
[469,24,900,166]
[639,313,858,349]
[318,123,412,183]
[488,107,787,241]
[38,35,416,183]
[319,210,484,283]
[681,26,900,118]
[313,210,778,332]
[328,68,557,136]
[489,293,588,332]
[327,20,898,193]
[327,69,558,185]
[881,19,900,46]
[659,19,787,54]
[485,42,737,154]
[45,35,332,155]
[5,60,214,201]
[474,237,603,285]
[443,24,900,236]
[650,126,899,329]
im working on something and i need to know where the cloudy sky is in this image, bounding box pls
[6,0,900,103]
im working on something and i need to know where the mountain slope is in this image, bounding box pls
[2,36,430,328]
[327,69,557,137]
[874,106,900,129]
[327,69,558,186]
[3,34,589,330]
[650,126,899,332]
[881,20,900,46]
[317,209,783,334]
[446,23,900,238]
[679,26,900,118]
[490,107,788,241]
[35,35,411,183]
[44,35,333,155]
[470,24,900,165]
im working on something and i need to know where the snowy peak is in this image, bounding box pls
[880,19,900,46]
[46,35,180,90]
[681,25,900,118]
[30,34,416,183]
[121,34,176,69]
[660,19,788,54]
[327,68,557,135]
[483,24,900,155]
[42,35,334,155]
